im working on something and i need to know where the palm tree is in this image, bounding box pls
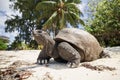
[36,0,84,35]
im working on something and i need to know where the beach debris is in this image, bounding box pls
[81,63,116,71]
[0,66,32,80]
[0,60,33,80]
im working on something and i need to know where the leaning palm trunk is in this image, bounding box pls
[52,24,59,37]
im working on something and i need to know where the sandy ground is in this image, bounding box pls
[0,47,120,80]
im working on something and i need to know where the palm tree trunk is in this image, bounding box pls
[52,23,59,37]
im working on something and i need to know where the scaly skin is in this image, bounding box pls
[58,42,81,68]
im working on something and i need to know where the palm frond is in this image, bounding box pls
[36,10,54,23]
[69,11,84,25]
[63,0,81,4]
[65,3,83,16]
[58,10,66,29]
[36,1,56,11]
[78,18,85,26]
[43,11,57,30]
[64,11,76,26]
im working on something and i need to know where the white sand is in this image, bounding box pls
[0,47,120,80]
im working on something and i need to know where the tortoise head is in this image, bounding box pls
[33,30,56,57]
[32,30,50,45]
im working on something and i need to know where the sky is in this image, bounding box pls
[0,0,88,43]
[0,0,18,43]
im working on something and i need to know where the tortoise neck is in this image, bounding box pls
[43,35,55,46]
[43,35,55,57]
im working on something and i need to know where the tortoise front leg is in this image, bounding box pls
[37,46,51,64]
[57,42,81,68]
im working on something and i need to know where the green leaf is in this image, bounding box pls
[43,11,58,29]
[36,1,56,11]
[59,10,65,29]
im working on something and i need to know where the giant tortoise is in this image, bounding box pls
[33,28,109,68]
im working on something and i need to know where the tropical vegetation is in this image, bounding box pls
[5,0,84,49]
[0,36,9,50]
[86,0,120,46]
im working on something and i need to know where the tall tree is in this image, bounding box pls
[36,0,84,35]
[5,0,42,49]
[86,0,120,46]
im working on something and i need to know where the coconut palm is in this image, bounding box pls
[36,0,84,34]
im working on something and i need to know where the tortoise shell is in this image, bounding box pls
[54,28,103,61]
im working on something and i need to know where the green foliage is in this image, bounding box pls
[0,36,9,43]
[10,40,22,50]
[0,39,8,50]
[5,0,42,49]
[36,0,84,34]
[86,0,120,47]
[0,36,9,50]
[10,36,38,50]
